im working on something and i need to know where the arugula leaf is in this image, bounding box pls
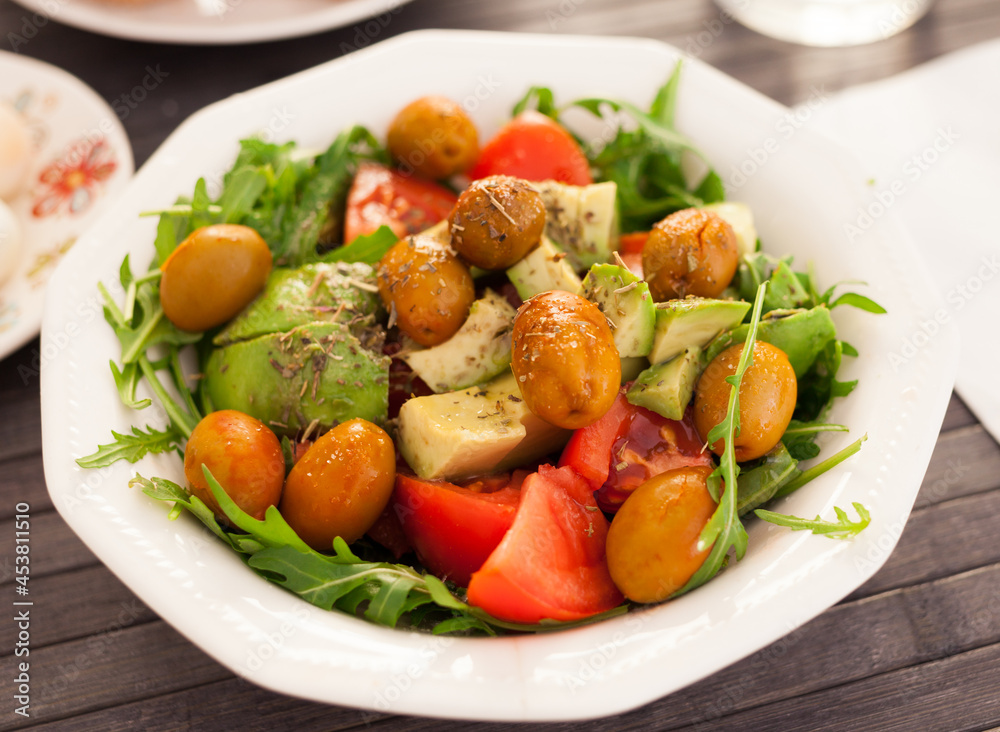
[782,419,850,461]
[755,502,871,539]
[512,86,558,117]
[318,225,398,265]
[76,426,182,469]
[736,442,800,516]
[774,435,868,498]
[673,281,768,597]
[132,475,238,549]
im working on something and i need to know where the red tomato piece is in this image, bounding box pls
[467,465,623,624]
[344,162,457,243]
[470,111,593,186]
[618,231,650,256]
[392,472,524,587]
[559,390,712,513]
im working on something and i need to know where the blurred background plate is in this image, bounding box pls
[8,0,415,44]
[0,50,132,362]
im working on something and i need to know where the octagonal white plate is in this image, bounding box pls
[9,0,414,45]
[40,30,958,721]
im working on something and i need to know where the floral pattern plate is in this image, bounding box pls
[0,51,133,363]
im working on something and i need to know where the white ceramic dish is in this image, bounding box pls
[9,0,414,45]
[0,51,132,363]
[40,30,958,721]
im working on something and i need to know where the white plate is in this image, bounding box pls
[0,51,132,363]
[9,0,415,45]
[40,31,958,721]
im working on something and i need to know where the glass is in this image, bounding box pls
[715,0,934,46]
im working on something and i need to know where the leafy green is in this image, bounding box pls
[673,282,768,596]
[755,502,871,540]
[76,426,182,469]
[318,224,398,265]
[736,442,800,516]
[782,420,850,461]
[774,435,868,498]
[513,62,724,232]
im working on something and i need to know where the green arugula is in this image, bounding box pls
[755,502,871,540]
[673,281,768,597]
[513,62,725,232]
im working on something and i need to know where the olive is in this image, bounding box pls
[183,409,285,522]
[694,340,797,462]
[279,418,396,550]
[387,96,479,179]
[160,224,272,332]
[606,465,718,603]
[448,175,546,270]
[377,234,475,346]
[642,208,738,301]
[511,290,621,430]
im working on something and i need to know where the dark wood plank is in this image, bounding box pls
[0,509,95,584]
[0,451,52,518]
[30,677,383,732]
[914,425,1000,509]
[0,564,154,653]
[941,393,978,433]
[0,621,232,730]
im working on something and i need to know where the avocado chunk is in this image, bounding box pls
[531,180,618,270]
[396,371,571,481]
[648,297,751,364]
[214,261,382,346]
[203,321,389,435]
[506,234,582,300]
[705,306,837,378]
[581,262,655,358]
[627,346,705,420]
[620,356,649,384]
[700,201,757,256]
[402,289,515,393]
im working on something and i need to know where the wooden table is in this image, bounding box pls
[2,0,999,729]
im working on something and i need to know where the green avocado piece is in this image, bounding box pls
[531,180,619,270]
[203,321,389,435]
[627,346,705,420]
[213,261,382,346]
[705,307,837,377]
[649,298,751,364]
[506,235,582,300]
[581,262,655,358]
[403,289,515,393]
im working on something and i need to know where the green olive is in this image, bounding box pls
[642,208,738,301]
[183,409,285,522]
[606,465,718,603]
[280,419,396,550]
[160,224,272,332]
[387,96,479,179]
[511,290,621,429]
[694,341,798,462]
[448,175,546,270]
[376,234,476,346]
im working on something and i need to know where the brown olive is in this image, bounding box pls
[183,409,285,521]
[448,175,546,270]
[377,234,475,346]
[606,465,718,603]
[511,290,621,430]
[694,341,798,462]
[642,208,738,301]
[160,224,272,332]
[387,96,479,179]
[280,418,396,550]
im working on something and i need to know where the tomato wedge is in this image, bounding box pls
[344,162,457,243]
[392,472,525,587]
[467,465,623,623]
[559,390,712,513]
[470,111,593,186]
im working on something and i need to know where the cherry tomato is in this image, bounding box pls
[159,224,272,332]
[643,208,738,301]
[511,290,620,430]
[280,419,396,550]
[694,341,798,462]
[183,409,284,521]
[470,111,593,186]
[387,96,479,179]
[606,465,718,603]
[392,471,526,586]
[377,234,475,346]
[344,162,458,243]
[467,465,623,623]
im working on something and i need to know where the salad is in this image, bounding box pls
[79,64,882,635]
